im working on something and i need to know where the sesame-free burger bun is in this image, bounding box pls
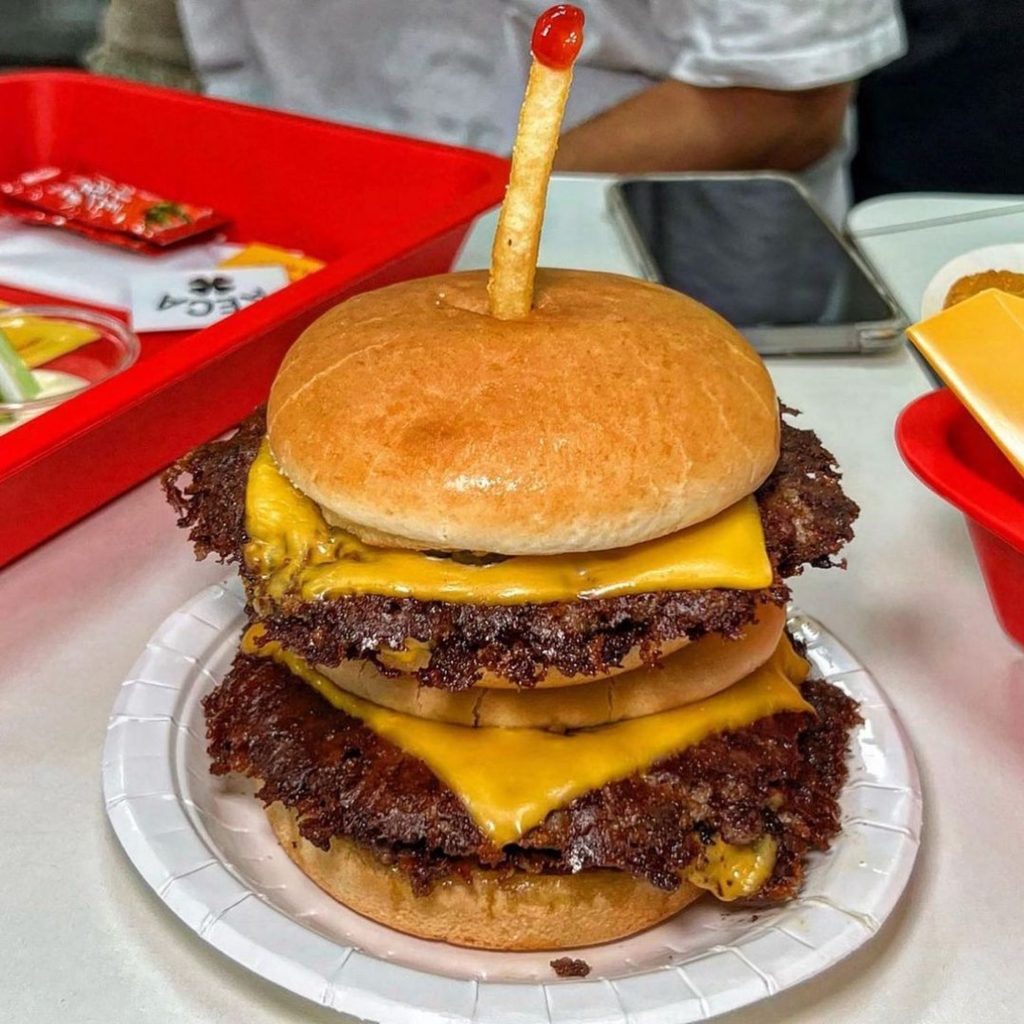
[267,269,779,556]
[265,802,702,951]
[316,604,786,729]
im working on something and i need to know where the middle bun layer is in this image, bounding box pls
[314,604,785,730]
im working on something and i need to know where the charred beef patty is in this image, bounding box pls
[164,409,858,690]
[205,653,860,899]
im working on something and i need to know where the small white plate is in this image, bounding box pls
[103,580,922,1024]
[920,242,1024,318]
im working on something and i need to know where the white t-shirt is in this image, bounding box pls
[177,0,904,219]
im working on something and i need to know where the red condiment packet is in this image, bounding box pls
[1,201,168,254]
[1,167,228,249]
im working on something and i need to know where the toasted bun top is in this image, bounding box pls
[267,269,779,555]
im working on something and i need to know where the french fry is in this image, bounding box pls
[488,5,584,320]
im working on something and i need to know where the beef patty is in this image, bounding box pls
[205,653,860,899]
[164,408,858,690]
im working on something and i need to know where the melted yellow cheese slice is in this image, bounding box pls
[689,835,778,901]
[244,440,773,605]
[243,629,811,846]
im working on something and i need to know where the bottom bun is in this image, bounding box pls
[266,802,703,951]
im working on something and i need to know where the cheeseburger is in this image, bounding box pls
[163,5,861,951]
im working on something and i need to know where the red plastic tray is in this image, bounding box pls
[0,71,507,567]
[896,387,1024,647]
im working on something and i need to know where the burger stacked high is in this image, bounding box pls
[164,6,861,951]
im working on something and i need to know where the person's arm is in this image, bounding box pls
[553,79,852,174]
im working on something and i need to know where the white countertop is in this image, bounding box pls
[3,181,1023,1024]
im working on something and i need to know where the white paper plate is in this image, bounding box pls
[920,242,1024,318]
[103,580,922,1024]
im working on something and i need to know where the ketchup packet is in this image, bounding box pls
[1,167,227,251]
[2,203,176,254]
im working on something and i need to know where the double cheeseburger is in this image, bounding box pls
[163,267,860,950]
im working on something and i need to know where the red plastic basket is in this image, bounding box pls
[0,72,508,566]
[896,387,1024,647]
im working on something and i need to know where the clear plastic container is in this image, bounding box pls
[0,305,140,432]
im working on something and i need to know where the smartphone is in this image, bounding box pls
[607,173,905,355]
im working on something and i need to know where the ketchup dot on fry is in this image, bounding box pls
[531,5,585,70]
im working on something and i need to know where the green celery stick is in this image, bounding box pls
[0,326,40,402]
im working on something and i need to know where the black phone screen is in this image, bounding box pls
[615,177,893,328]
